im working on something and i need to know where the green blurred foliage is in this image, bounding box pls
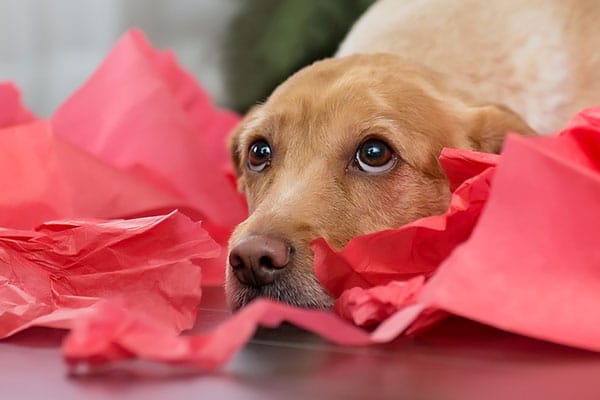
[222,0,375,112]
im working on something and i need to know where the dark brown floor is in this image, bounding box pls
[2,286,600,400]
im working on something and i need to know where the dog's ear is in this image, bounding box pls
[228,105,262,177]
[228,121,244,177]
[468,103,536,153]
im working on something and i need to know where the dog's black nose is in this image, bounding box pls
[229,235,291,286]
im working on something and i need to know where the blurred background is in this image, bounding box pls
[0,0,373,116]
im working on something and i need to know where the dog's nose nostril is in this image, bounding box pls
[228,235,291,287]
[229,253,244,270]
[258,255,274,269]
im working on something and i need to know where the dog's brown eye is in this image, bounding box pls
[247,140,272,172]
[355,138,397,174]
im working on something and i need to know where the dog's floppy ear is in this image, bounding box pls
[468,103,536,153]
[228,121,244,178]
[228,105,262,177]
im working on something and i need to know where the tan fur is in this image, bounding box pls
[337,0,600,133]
[226,0,600,310]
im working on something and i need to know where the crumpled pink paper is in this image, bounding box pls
[410,110,600,351]
[0,82,36,127]
[1,29,246,284]
[0,211,219,339]
[334,276,425,328]
[52,29,246,230]
[0,120,183,229]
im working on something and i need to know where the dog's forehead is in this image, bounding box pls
[260,57,444,141]
[259,79,393,147]
[255,98,379,158]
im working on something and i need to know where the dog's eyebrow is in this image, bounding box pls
[356,115,399,133]
[240,110,270,137]
[356,116,406,146]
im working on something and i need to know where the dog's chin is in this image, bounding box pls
[226,279,334,311]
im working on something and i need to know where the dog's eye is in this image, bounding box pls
[247,140,272,172]
[355,138,397,174]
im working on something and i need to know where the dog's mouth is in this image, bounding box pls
[227,275,334,311]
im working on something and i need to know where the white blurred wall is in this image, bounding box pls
[0,0,239,116]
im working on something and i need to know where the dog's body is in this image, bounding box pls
[226,0,600,310]
[338,0,600,133]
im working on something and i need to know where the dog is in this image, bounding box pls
[225,0,600,310]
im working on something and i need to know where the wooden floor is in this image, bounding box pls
[2,286,600,399]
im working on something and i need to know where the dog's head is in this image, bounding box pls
[226,54,534,310]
